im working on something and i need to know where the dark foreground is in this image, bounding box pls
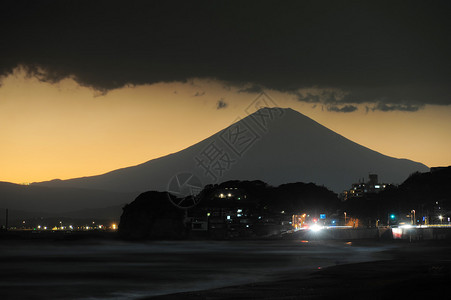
[151,241,451,299]
[0,233,450,299]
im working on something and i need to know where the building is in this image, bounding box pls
[342,174,389,201]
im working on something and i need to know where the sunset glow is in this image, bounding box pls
[1,68,450,184]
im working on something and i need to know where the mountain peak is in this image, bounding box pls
[32,108,429,196]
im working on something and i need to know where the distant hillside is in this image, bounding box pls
[118,180,339,240]
[383,166,451,211]
[199,180,340,214]
[343,167,451,222]
[0,181,136,213]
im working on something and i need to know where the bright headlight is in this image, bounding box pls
[310,224,322,232]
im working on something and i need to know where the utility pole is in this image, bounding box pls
[5,209,8,231]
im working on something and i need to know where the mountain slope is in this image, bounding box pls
[33,107,429,194]
[0,181,135,213]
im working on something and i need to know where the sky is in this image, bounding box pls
[1,0,450,184]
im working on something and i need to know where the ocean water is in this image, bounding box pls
[0,239,392,299]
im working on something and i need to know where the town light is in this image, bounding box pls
[310,224,322,232]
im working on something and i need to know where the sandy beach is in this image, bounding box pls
[149,240,451,299]
[1,235,450,299]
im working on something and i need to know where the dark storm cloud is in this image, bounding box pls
[216,99,228,109]
[294,84,447,110]
[371,103,422,112]
[1,0,450,108]
[295,90,345,104]
[296,93,321,103]
[238,85,264,94]
[327,105,358,113]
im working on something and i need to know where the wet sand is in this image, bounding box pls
[149,240,451,299]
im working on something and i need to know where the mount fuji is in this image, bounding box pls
[31,107,428,198]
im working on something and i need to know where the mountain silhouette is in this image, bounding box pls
[31,107,428,196]
[0,181,134,214]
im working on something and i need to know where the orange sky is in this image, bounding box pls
[1,68,450,184]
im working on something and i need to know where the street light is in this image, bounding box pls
[344,212,347,225]
[439,215,443,225]
[411,210,416,225]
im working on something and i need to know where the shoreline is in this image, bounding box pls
[147,240,451,299]
[1,236,450,299]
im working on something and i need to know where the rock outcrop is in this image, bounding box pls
[118,191,186,239]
